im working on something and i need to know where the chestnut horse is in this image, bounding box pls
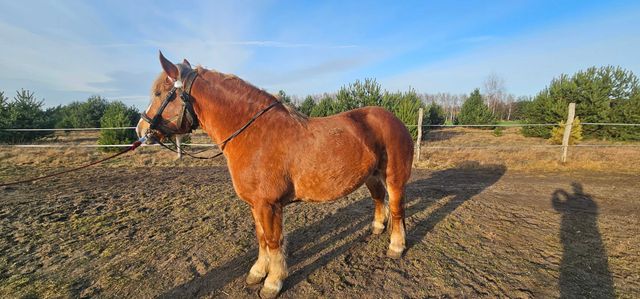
[137,52,413,298]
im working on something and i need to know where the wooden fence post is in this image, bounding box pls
[415,108,424,163]
[176,135,182,160]
[561,103,576,163]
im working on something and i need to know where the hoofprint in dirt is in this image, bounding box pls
[0,164,638,298]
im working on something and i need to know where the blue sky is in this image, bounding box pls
[1,0,639,109]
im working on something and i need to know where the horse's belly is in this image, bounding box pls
[293,163,374,202]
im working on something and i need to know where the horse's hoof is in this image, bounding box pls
[386,247,403,259]
[259,285,280,299]
[246,273,265,285]
[372,222,385,235]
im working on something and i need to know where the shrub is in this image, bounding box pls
[426,102,446,125]
[97,101,139,151]
[548,117,583,145]
[456,89,496,127]
[56,96,109,128]
[493,127,504,137]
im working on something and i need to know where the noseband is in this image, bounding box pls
[141,66,199,136]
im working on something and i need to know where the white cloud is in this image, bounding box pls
[0,20,113,93]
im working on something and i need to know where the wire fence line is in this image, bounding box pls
[407,123,640,127]
[0,144,218,148]
[0,127,137,131]
[1,122,640,131]
[0,121,638,150]
[422,144,640,149]
[3,143,638,149]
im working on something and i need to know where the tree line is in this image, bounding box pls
[2,65,638,145]
[0,92,139,146]
[277,78,446,139]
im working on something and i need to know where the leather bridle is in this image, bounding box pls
[139,63,281,159]
[140,64,199,137]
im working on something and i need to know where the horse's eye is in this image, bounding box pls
[154,91,161,97]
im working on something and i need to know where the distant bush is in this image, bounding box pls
[493,127,504,137]
[549,117,583,145]
[55,96,109,128]
[426,102,446,125]
[97,101,139,151]
[456,89,496,127]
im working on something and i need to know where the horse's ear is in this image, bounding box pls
[183,59,191,68]
[159,50,179,81]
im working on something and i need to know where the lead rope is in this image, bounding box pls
[0,137,146,187]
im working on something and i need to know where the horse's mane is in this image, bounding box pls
[195,66,308,124]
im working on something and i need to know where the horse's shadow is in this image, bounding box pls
[159,162,506,298]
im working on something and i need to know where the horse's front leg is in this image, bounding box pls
[256,202,287,299]
[246,208,270,285]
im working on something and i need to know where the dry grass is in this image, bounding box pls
[415,127,640,173]
[1,127,639,174]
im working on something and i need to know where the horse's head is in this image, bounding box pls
[136,51,199,143]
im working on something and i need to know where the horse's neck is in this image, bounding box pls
[190,73,278,145]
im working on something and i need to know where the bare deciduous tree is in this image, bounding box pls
[483,73,506,116]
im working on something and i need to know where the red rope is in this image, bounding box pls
[0,140,143,187]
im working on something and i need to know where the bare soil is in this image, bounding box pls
[0,163,638,298]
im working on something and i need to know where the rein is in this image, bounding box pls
[0,138,145,187]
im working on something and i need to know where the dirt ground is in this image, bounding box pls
[1,162,638,298]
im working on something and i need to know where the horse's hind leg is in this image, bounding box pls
[386,182,406,259]
[366,177,387,235]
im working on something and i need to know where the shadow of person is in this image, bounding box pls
[159,162,506,298]
[552,182,615,298]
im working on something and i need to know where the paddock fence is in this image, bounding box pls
[1,103,639,163]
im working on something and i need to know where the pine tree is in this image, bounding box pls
[1,89,51,143]
[427,102,446,125]
[309,95,339,117]
[276,90,293,105]
[523,66,640,140]
[457,89,496,126]
[299,96,316,116]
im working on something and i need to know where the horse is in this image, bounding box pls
[136,52,414,298]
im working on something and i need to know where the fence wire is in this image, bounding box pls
[0,122,638,149]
